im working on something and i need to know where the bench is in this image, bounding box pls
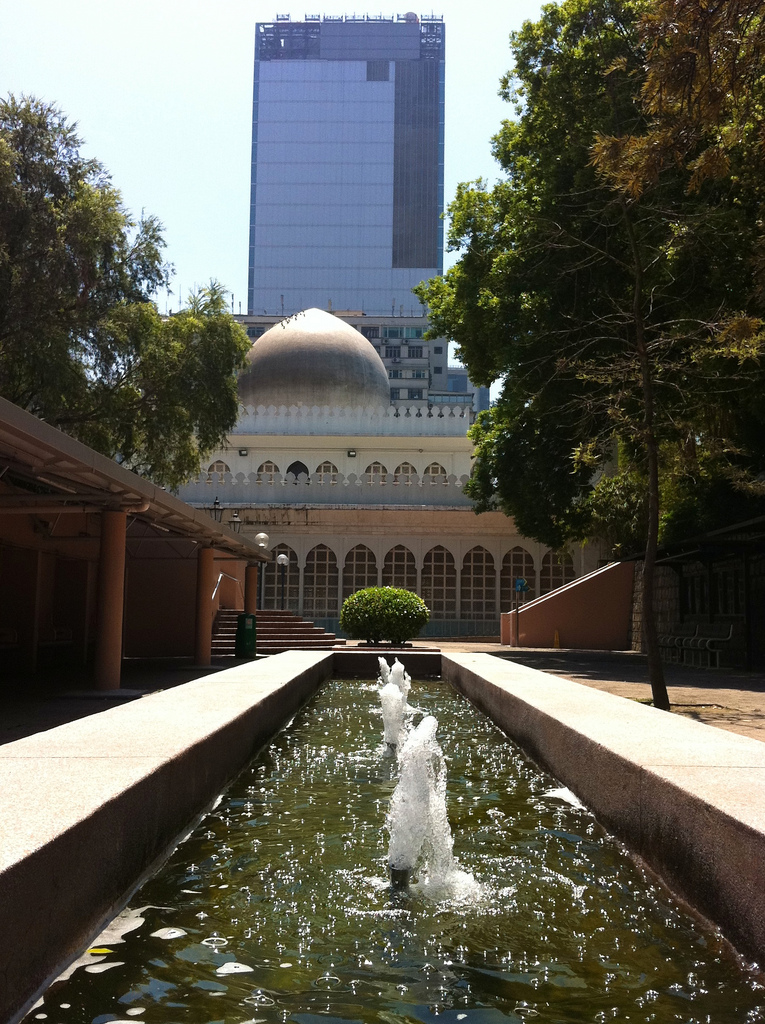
[658,623,697,664]
[685,623,734,669]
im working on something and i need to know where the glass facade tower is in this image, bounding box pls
[248,15,445,316]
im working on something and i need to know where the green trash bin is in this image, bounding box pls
[235,613,257,659]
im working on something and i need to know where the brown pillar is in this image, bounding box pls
[244,564,259,614]
[195,546,216,666]
[94,510,127,691]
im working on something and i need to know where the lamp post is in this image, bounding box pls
[207,496,223,522]
[253,533,270,608]
[276,552,289,610]
[229,510,243,533]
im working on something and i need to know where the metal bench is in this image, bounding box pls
[686,623,734,668]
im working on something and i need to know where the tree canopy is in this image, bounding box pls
[0,95,250,489]
[416,0,765,708]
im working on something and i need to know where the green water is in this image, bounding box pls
[28,679,763,1023]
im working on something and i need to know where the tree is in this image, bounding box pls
[0,95,250,489]
[417,0,765,710]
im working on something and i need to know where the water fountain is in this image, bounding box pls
[20,669,765,1022]
[378,655,411,753]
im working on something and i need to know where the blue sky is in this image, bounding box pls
[0,0,542,319]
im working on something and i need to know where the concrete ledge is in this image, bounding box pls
[333,649,441,679]
[0,651,333,1024]
[443,653,765,965]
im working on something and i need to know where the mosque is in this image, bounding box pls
[178,309,604,635]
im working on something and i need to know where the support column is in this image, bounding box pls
[195,546,216,666]
[94,510,127,691]
[245,563,259,614]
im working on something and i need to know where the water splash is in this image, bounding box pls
[380,681,408,751]
[378,657,412,753]
[387,715,476,896]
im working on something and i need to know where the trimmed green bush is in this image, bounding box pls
[340,587,430,645]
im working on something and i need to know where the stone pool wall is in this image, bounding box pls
[0,652,334,1023]
[443,652,765,969]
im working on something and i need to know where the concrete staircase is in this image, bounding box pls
[211,609,345,658]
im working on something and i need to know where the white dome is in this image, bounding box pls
[238,308,391,411]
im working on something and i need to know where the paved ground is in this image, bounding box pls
[2,644,764,745]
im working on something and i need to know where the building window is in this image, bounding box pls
[539,551,575,596]
[367,59,390,81]
[342,545,378,600]
[393,461,417,485]
[411,370,426,379]
[433,365,443,374]
[390,389,400,400]
[383,328,403,339]
[385,346,401,359]
[461,547,497,620]
[263,544,299,611]
[407,346,424,359]
[315,461,339,485]
[256,460,279,484]
[360,326,379,339]
[246,327,266,339]
[408,388,423,400]
[382,545,417,589]
[364,462,387,484]
[423,462,448,484]
[206,460,230,483]
[434,345,443,354]
[500,547,536,608]
[422,546,457,620]
[405,328,423,339]
[286,460,310,481]
[303,544,339,619]
[389,369,402,379]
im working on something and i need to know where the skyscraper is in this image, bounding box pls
[247,14,445,316]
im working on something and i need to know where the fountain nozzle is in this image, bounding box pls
[390,866,411,888]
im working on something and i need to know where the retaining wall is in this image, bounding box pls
[0,652,333,1023]
[443,653,765,968]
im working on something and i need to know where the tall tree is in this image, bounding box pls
[417,0,765,710]
[0,95,249,489]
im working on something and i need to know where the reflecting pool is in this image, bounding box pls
[27,679,764,1023]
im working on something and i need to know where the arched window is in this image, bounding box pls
[286,460,310,480]
[315,461,339,485]
[303,544,339,619]
[342,545,378,600]
[393,462,417,485]
[540,550,575,596]
[421,546,457,620]
[364,462,388,485]
[256,460,279,484]
[382,545,417,590]
[262,544,299,611]
[206,460,230,484]
[423,462,448,485]
[500,547,536,609]
[461,547,496,620]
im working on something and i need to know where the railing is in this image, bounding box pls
[179,470,474,508]
[211,572,245,617]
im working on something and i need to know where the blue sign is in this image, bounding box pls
[515,577,530,593]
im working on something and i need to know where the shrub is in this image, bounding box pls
[340,587,430,645]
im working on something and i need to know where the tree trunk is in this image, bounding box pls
[623,201,671,711]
